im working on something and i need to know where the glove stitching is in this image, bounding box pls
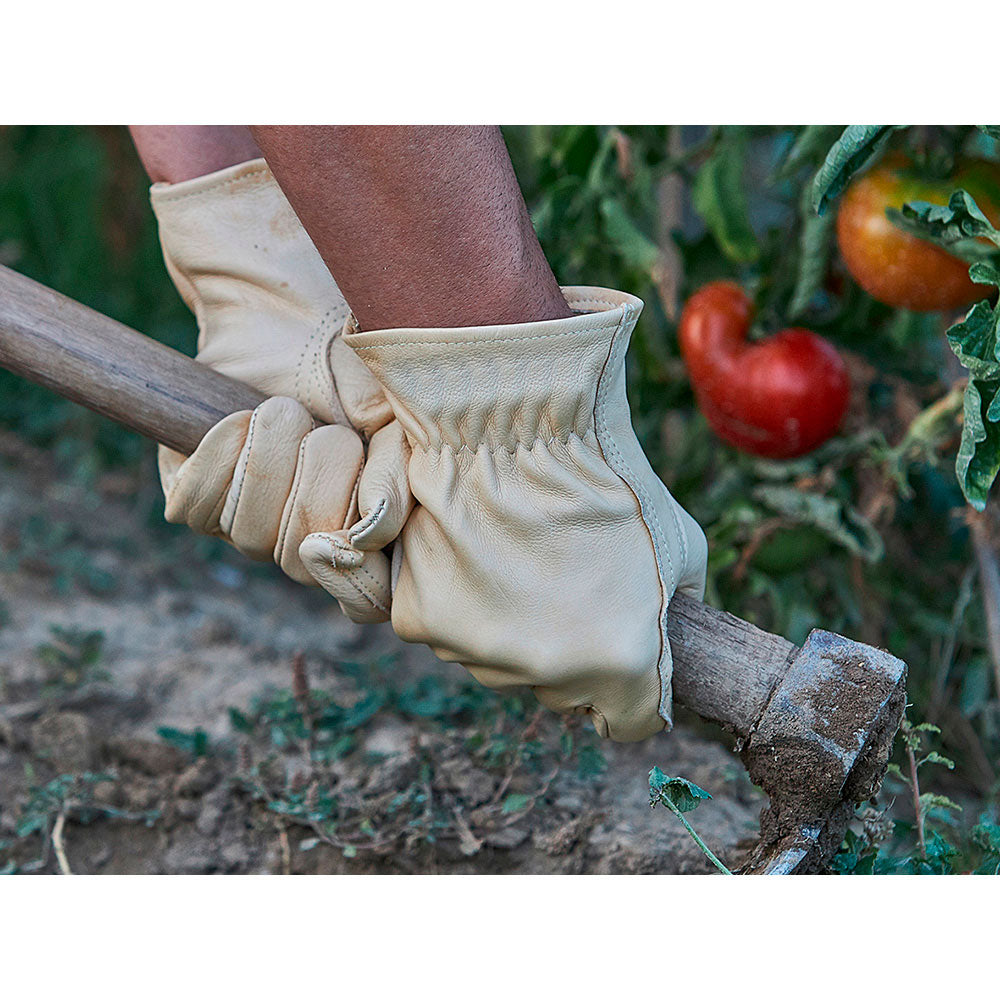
[349,322,621,352]
[224,406,261,538]
[152,166,272,204]
[410,430,599,459]
[567,297,621,311]
[596,315,675,589]
[274,431,313,565]
[348,497,388,543]
[315,534,389,614]
[593,304,674,727]
[294,309,351,428]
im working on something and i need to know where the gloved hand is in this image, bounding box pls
[150,158,411,622]
[301,287,707,740]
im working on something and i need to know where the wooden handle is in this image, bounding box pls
[0,262,798,737]
[0,264,265,455]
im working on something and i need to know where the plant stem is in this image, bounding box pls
[906,740,926,860]
[652,126,685,323]
[663,799,734,875]
[968,511,1000,700]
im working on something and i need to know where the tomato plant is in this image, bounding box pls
[836,157,1000,311]
[679,281,849,458]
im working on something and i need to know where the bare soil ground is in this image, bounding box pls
[0,439,764,874]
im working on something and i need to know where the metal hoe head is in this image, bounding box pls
[737,629,907,875]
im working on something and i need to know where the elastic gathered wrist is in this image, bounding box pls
[343,287,642,453]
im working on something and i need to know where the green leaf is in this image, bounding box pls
[648,767,712,814]
[947,300,1000,507]
[789,182,836,318]
[885,762,907,783]
[812,125,903,215]
[891,189,1000,261]
[919,792,963,814]
[752,484,884,562]
[918,751,954,770]
[228,707,253,734]
[971,819,1000,855]
[947,300,1000,380]
[977,126,1000,141]
[501,793,532,814]
[772,125,844,183]
[339,691,385,732]
[955,376,1000,510]
[691,129,759,263]
[923,831,960,870]
[599,197,661,273]
[156,726,209,758]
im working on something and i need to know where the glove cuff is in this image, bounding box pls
[149,158,344,351]
[343,287,643,453]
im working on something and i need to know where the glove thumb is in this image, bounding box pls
[344,421,413,552]
[299,420,411,624]
[298,532,393,625]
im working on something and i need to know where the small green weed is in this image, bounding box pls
[36,625,108,693]
[0,770,157,874]
[649,766,733,875]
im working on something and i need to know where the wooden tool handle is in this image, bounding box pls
[0,262,796,737]
[0,264,265,455]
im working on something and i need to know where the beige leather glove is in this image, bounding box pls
[150,158,411,623]
[302,287,707,740]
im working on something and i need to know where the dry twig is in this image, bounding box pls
[52,810,73,876]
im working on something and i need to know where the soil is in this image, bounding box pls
[0,439,764,874]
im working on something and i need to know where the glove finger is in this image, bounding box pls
[163,410,253,533]
[531,662,666,743]
[675,503,708,600]
[157,445,186,498]
[299,530,392,624]
[346,421,414,552]
[220,396,316,561]
[328,332,395,438]
[274,424,364,584]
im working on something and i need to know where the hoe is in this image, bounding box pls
[0,264,907,874]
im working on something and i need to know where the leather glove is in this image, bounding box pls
[301,287,707,740]
[150,158,411,622]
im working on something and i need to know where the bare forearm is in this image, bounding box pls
[129,126,262,184]
[248,126,571,329]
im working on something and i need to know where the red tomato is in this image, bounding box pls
[679,282,850,459]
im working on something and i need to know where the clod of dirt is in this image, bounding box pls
[29,712,97,772]
[106,735,187,776]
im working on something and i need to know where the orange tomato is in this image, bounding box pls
[836,158,1000,312]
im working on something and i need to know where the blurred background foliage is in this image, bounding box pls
[0,126,997,866]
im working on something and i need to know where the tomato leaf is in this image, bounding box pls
[789,183,836,318]
[599,197,661,273]
[890,189,1000,261]
[811,125,903,216]
[892,189,1000,509]
[648,767,711,814]
[947,298,1000,380]
[945,294,1000,509]
[691,128,759,264]
[752,484,884,562]
[772,125,844,183]
[955,376,1000,511]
